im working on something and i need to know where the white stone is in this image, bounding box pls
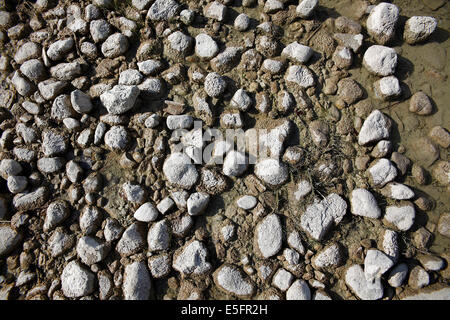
[71,89,93,114]
[287,230,305,254]
[285,65,315,88]
[374,76,401,100]
[222,150,248,177]
[272,268,294,292]
[300,193,347,241]
[312,243,343,269]
[381,182,415,200]
[231,89,252,111]
[404,16,437,44]
[234,13,250,31]
[166,115,193,130]
[47,38,74,60]
[296,0,318,18]
[366,2,399,44]
[204,1,227,22]
[204,72,226,97]
[364,249,395,282]
[215,264,255,299]
[255,214,282,258]
[236,195,257,210]
[123,261,152,300]
[163,152,198,189]
[382,229,399,262]
[104,125,128,150]
[173,240,211,275]
[350,188,381,219]
[358,110,391,145]
[147,0,180,21]
[100,85,139,115]
[134,202,159,222]
[286,279,311,300]
[345,264,384,300]
[384,203,415,231]
[195,33,219,59]
[187,192,210,216]
[101,33,128,58]
[254,158,288,186]
[363,45,397,76]
[76,236,109,265]
[148,219,171,251]
[156,197,175,215]
[282,42,313,64]
[387,263,408,287]
[61,261,95,298]
[119,69,143,85]
[367,158,398,187]
[44,200,69,232]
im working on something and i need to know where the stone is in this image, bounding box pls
[71,90,93,114]
[413,227,433,250]
[262,58,285,74]
[101,33,128,58]
[0,224,23,257]
[364,249,395,282]
[119,69,143,86]
[384,203,415,231]
[104,218,124,242]
[148,253,171,278]
[147,0,180,21]
[104,125,128,150]
[148,219,171,251]
[204,72,226,98]
[134,202,159,222]
[337,78,364,105]
[345,264,384,300]
[61,261,95,298]
[123,261,152,300]
[222,150,248,177]
[429,126,450,148]
[285,65,315,88]
[402,288,450,300]
[404,16,437,44]
[236,195,257,210]
[14,42,41,64]
[231,89,252,111]
[166,115,193,130]
[367,158,397,187]
[44,200,70,232]
[374,76,401,101]
[234,13,250,31]
[438,213,450,238]
[163,152,198,189]
[300,193,347,241]
[408,266,430,289]
[187,192,210,216]
[432,161,449,186]
[42,130,67,157]
[350,188,381,219]
[312,243,344,269]
[214,264,254,298]
[333,33,364,53]
[204,1,227,22]
[20,59,46,82]
[173,240,211,275]
[39,80,68,100]
[195,33,218,59]
[358,110,391,145]
[388,263,408,287]
[100,85,139,115]
[7,176,27,194]
[166,31,193,56]
[286,279,311,300]
[272,268,294,292]
[47,38,74,61]
[287,230,305,254]
[137,60,163,76]
[418,254,445,271]
[116,223,146,257]
[363,45,397,76]
[90,19,111,43]
[80,206,102,235]
[264,0,284,13]
[50,62,82,81]
[282,42,313,64]
[211,46,243,73]
[48,228,75,257]
[122,182,145,204]
[37,157,65,173]
[255,214,283,258]
[332,46,353,69]
[12,187,47,211]
[12,72,34,97]
[171,215,193,237]
[76,236,109,265]
[382,229,399,262]
[381,182,414,200]
[366,2,399,44]
[296,0,318,18]
[255,158,289,186]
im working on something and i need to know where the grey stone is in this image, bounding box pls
[20,59,46,82]
[50,62,82,81]
[80,206,102,235]
[7,176,27,194]
[285,65,315,88]
[358,110,391,145]
[76,236,110,265]
[204,1,227,22]
[116,222,146,257]
[147,0,180,21]
[104,126,128,150]
[47,38,74,61]
[147,219,171,251]
[101,33,129,58]
[312,243,344,269]
[387,263,408,287]
[0,224,23,257]
[71,90,93,114]
[367,158,397,187]
[236,195,257,210]
[44,200,70,232]
[272,268,294,291]
[90,19,111,43]
[37,157,65,173]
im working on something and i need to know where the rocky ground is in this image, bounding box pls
[0,0,449,300]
